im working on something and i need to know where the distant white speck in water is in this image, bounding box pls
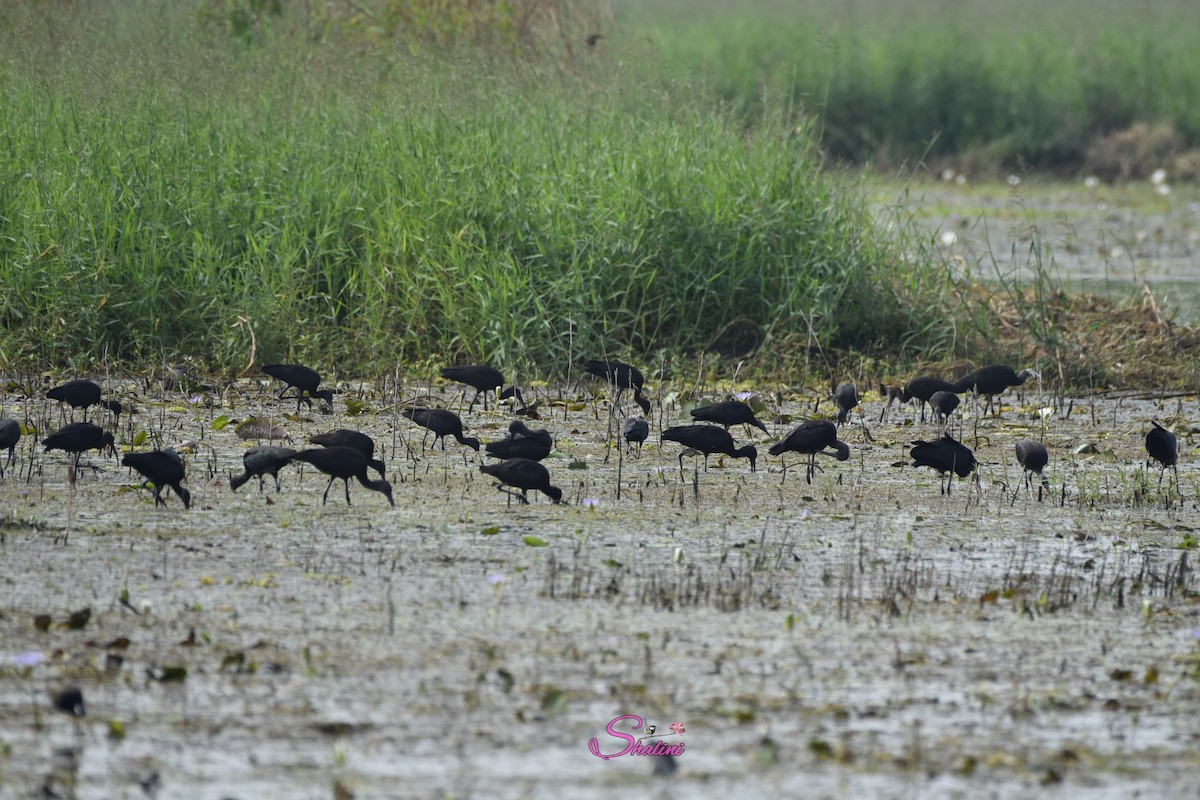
[672,547,683,565]
[799,509,812,521]
[487,573,505,585]
[939,231,958,246]
[941,169,956,182]
[1084,176,1100,188]
[1006,175,1021,186]
[1151,168,1167,185]
[1039,407,1054,419]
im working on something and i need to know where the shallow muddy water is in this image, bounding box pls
[1,376,1197,799]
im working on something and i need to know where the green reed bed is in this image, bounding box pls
[621,0,1200,170]
[0,4,965,374]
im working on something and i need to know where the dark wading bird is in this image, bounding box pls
[583,359,651,415]
[909,435,977,495]
[929,391,961,426]
[689,400,769,435]
[834,383,859,426]
[485,420,553,461]
[123,448,191,509]
[953,365,1039,414]
[42,422,116,469]
[402,408,480,451]
[622,417,650,456]
[0,418,20,477]
[230,446,298,493]
[1014,439,1050,500]
[47,379,113,421]
[879,385,905,423]
[287,446,394,506]
[480,457,563,505]
[1145,420,1178,489]
[262,364,334,412]
[768,420,850,484]
[310,429,386,478]
[661,425,757,473]
[897,377,963,422]
[440,365,523,411]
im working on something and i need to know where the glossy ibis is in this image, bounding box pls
[909,435,976,494]
[485,420,553,461]
[403,407,480,451]
[123,448,191,509]
[441,365,522,411]
[929,391,961,426]
[768,420,850,484]
[262,364,334,412]
[661,425,757,473]
[1014,439,1050,500]
[47,379,102,420]
[689,400,769,434]
[480,457,563,504]
[287,446,395,506]
[1145,421,1178,488]
[901,377,962,422]
[230,446,298,493]
[43,422,116,468]
[310,429,386,478]
[0,418,19,477]
[879,385,905,423]
[834,383,859,426]
[583,359,651,415]
[953,365,1039,414]
[622,417,649,455]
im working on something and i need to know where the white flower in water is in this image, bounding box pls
[939,230,958,246]
[13,651,43,667]
[1150,168,1167,185]
[1007,175,1021,186]
[941,168,956,182]
[487,573,505,585]
[1039,407,1054,419]
[1084,176,1100,188]
[799,508,812,521]
[582,497,599,508]
[734,391,753,402]
[188,395,203,406]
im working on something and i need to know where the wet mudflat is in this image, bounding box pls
[1,379,1197,800]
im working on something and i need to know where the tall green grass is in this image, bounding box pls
[619,0,1200,169]
[0,2,969,374]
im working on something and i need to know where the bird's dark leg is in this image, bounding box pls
[274,473,283,492]
[343,478,352,505]
[806,453,815,485]
[322,476,335,505]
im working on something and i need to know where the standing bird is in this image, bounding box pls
[689,400,769,435]
[1014,439,1050,500]
[901,377,963,422]
[122,448,191,509]
[1145,421,1178,489]
[480,458,563,505]
[953,365,1039,414]
[310,429,386,478]
[661,425,757,473]
[47,379,102,421]
[768,420,850,484]
[262,364,334,412]
[402,408,480,451]
[834,383,859,426]
[929,391,961,426]
[909,435,977,495]
[485,421,553,461]
[287,446,394,506]
[230,446,298,493]
[43,422,116,468]
[441,365,522,411]
[622,417,650,456]
[0,418,20,477]
[583,359,651,415]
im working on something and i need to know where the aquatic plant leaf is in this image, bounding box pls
[211,415,232,431]
[523,536,548,547]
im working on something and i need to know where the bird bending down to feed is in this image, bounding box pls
[287,446,394,506]
[661,425,757,474]
[402,408,480,451]
[230,446,298,493]
[909,435,977,495]
[440,365,522,411]
[768,420,850,484]
[262,364,334,412]
[42,422,116,469]
[689,400,769,435]
[485,420,553,461]
[929,391,960,426]
[480,457,563,505]
[1014,439,1050,500]
[310,429,386,478]
[622,417,649,456]
[1145,421,1178,489]
[900,377,963,422]
[583,359,651,415]
[834,383,859,426]
[953,365,1039,415]
[123,448,191,509]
